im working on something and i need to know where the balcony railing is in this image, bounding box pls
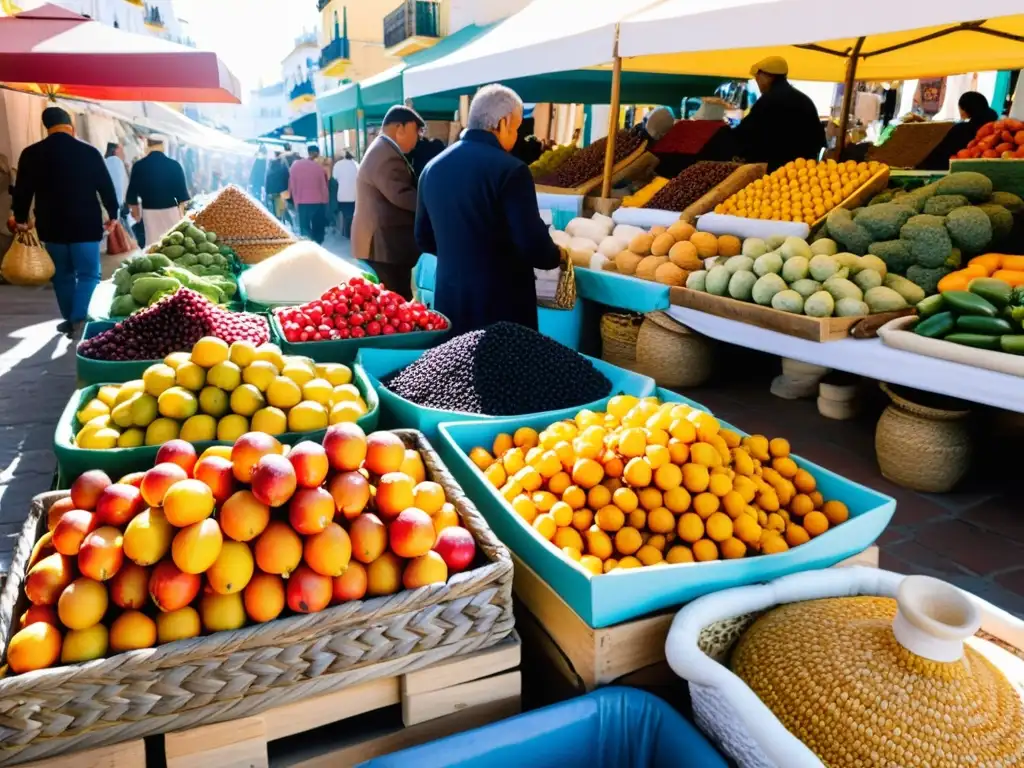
[289,78,315,102]
[144,5,164,28]
[317,0,331,11]
[384,1,440,50]
[319,36,350,69]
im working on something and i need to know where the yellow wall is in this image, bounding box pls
[320,0,396,45]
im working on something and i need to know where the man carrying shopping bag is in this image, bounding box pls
[11,107,118,337]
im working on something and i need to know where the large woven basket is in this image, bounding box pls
[0,430,513,766]
[635,311,713,387]
[874,383,971,493]
[600,312,643,368]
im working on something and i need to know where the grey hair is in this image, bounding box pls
[467,84,523,131]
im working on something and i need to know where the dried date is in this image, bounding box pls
[537,131,642,188]
[645,161,740,212]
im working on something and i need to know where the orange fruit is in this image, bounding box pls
[692,492,720,519]
[585,527,614,560]
[61,623,109,663]
[761,534,790,555]
[809,490,824,508]
[637,487,663,512]
[512,495,537,523]
[171,519,224,575]
[304,523,352,577]
[623,457,652,488]
[572,508,594,531]
[156,606,202,644]
[708,473,732,497]
[579,555,603,575]
[612,487,638,512]
[676,513,704,543]
[533,514,556,540]
[586,484,611,510]
[432,503,460,536]
[562,485,586,510]
[243,571,286,622]
[646,534,667,552]
[484,463,507,488]
[550,501,573,527]
[469,447,494,470]
[803,510,830,537]
[514,467,543,493]
[654,463,682,491]
[682,464,710,493]
[375,472,416,520]
[772,457,798,478]
[721,491,746,519]
[705,512,733,543]
[822,500,850,525]
[219,490,271,543]
[617,556,642,569]
[692,539,719,562]
[663,487,691,514]
[793,469,816,493]
[571,458,604,489]
[596,505,625,532]
[57,577,108,630]
[785,523,811,547]
[492,432,513,457]
[789,493,814,517]
[636,544,663,566]
[109,610,157,652]
[162,479,215,527]
[647,507,675,534]
[562,546,582,561]
[553,527,584,552]
[769,438,790,458]
[412,482,446,515]
[254,520,303,577]
[766,512,786,533]
[719,537,747,559]
[667,439,689,465]
[614,527,643,556]
[757,488,780,513]
[628,508,646,530]
[8,622,62,673]
[665,545,694,564]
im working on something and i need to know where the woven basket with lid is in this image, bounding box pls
[664,567,1024,768]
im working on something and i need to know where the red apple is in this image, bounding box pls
[193,455,236,504]
[288,441,329,488]
[250,454,297,508]
[156,439,198,476]
[432,526,476,573]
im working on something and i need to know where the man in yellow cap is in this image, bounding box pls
[730,56,825,171]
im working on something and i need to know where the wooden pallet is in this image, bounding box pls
[513,547,879,692]
[21,636,522,768]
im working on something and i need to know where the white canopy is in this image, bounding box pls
[618,0,1024,81]
[403,0,652,99]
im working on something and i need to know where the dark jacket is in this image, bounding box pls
[415,130,561,335]
[920,109,999,170]
[353,136,419,265]
[249,156,267,196]
[126,151,190,210]
[732,80,826,171]
[265,158,290,196]
[12,132,118,244]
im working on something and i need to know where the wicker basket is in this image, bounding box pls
[635,311,713,387]
[600,312,643,368]
[0,430,513,766]
[874,383,971,493]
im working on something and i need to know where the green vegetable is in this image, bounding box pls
[766,235,786,251]
[162,245,186,260]
[944,333,1001,350]
[183,237,198,253]
[686,270,707,291]
[882,273,926,306]
[944,207,992,255]
[770,289,804,314]
[942,290,997,317]
[946,247,963,268]
[999,335,1024,354]
[112,267,132,291]
[915,311,955,338]
[808,254,841,282]
[809,238,838,256]
[753,252,783,277]
[823,277,863,303]
[110,294,139,317]
[178,253,198,267]
[705,265,731,296]
[853,268,882,292]
[173,219,191,233]
[751,273,787,306]
[148,286,180,306]
[131,276,181,305]
[780,237,812,261]
[868,241,914,275]
[900,214,953,267]
[825,208,872,254]
[168,231,185,245]
[198,253,214,267]
[854,203,916,240]
[219,245,234,256]
[803,290,835,318]
[868,191,895,206]
[728,270,757,301]
[922,195,969,217]
[835,298,869,317]
[148,253,173,269]
[988,191,1023,214]
[864,286,908,313]
[968,277,1011,308]
[955,315,1013,335]
[125,255,154,274]
[934,171,993,202]
[976,204,1014,243]
[915,294,945,319]
[781,256,809,283]
[205,231,218,243]
[788,279,821,299]
[905,264,952,296]
[742,238,767,258]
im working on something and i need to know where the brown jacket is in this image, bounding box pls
[352,136,418,265]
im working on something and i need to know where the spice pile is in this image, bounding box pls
[646,161,740,212]
[383,322,611,415]
[536,131,643,189]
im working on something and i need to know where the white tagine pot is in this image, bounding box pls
[665,567,1024,768]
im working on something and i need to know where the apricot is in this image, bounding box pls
[432,503,460,536]
[118,471,146,488]
[399,449,426,484]
[323,422,367,472]
[19,604,59,630]
[8,622,62,673]
[25,553,75,605]
[52,509,99,556]
[109,610,157,652]
[193,455,236,504]
[61,623,109,663]
[366,551,403,596]
[286,564,332,614]
[78,526,125,581]
[70,469,112,510]
[375,472,415,520]
[402,551,448,589]
[327,471,370,520]
[172,519,224,574]
[288,441,330,488]
[332,561,368,603]
[389,508,435,559]
[349,512,388,564]
[94,483,144,527]
[109,562,150,609]
[27,530,56,571]
[219,490,271,543]
[300,522,350,578]
[163,479,215,528]
[253,520,302,577]
[199,592,247,633]
[149,560,201,612]
[156,606,202,644]
[139,462,189,507]
[46,496,76,532]
[231,432,283,483]
[155,439,198,475]
[288,487,335,534]
[123,507,174,566]
[57,577,108,630]
[243,571,286,623]
[364,431,405,475]
[206,540,255,595]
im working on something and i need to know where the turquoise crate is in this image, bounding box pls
[436,390,895,628]
[269,312,451,364]
[77,321,158,385]
[357,347,655,442]
[574,269,671,314]
[54,364,379,484]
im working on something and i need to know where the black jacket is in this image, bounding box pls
[126,151,190,210]
[415,130,561,336]
[249,156,267,196]
[732,80,826,171]
[920,109,1000,170]
[265,158,290,195]
[12,132,118,244]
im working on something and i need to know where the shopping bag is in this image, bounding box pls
[0,229,54,286]
[537,248,577,310]
[106,221,136,256]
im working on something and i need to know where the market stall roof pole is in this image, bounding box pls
[601,27,623,200]
[835,36,865,158]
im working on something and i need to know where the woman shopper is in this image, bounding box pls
[921,91,1000,170]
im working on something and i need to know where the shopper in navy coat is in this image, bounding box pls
[415,85,561,336]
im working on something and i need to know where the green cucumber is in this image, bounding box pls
[968,277,1011,308]
[915,293,945,319]
[999,335,1024,355]
[914,311,956,338]
[943,333,1002,350]
[955,315,1014,335]
[941,290,998,317]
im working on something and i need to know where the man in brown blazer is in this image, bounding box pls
[352,106,424,300]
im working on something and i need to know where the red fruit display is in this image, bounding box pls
[275,277,448,343]
[95,483,144,527]
[432,526,477,573]
[70,470,112,510]
[156,440,199,475]
[955,118,1024,159]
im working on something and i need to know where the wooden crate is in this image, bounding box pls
[679,163,768,223]
[22,637,521,768]
[812,166,891,229]
[535,142,649,196]
[513,548,879,692]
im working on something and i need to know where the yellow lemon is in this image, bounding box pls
[332,383,362,404]
[96,385,120,408]
[241,360,277,392]
[317,363,352,386]
[329,400,366,424]
[180,414,217,442]
[198,386,230,417]
[157,387,197,420]
[216,414,249,442]
[76,398,110,424]
[302,378,334,406]
[228,340,257,368]
[288,401,329,432]
[266,376,303,409]
[229,384,265,417]
[129,393,158,427]
[142,363,176,397]
[117,428,145,448]
[280,363,315,387]
[253,343,284,371]
[207,361,242,391]
[163,352,191,371]
[251,407,288,435]
[191,336,229,368]
[76,426,120,449]
[175,361,206,392]
[115,380,145,405]
[145,418,180,446]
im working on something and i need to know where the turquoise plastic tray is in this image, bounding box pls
[573,269,671,314]
[269,313,451,364]
[436,390,895,628]
[54,364,379,485]
[357,347,656,442]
